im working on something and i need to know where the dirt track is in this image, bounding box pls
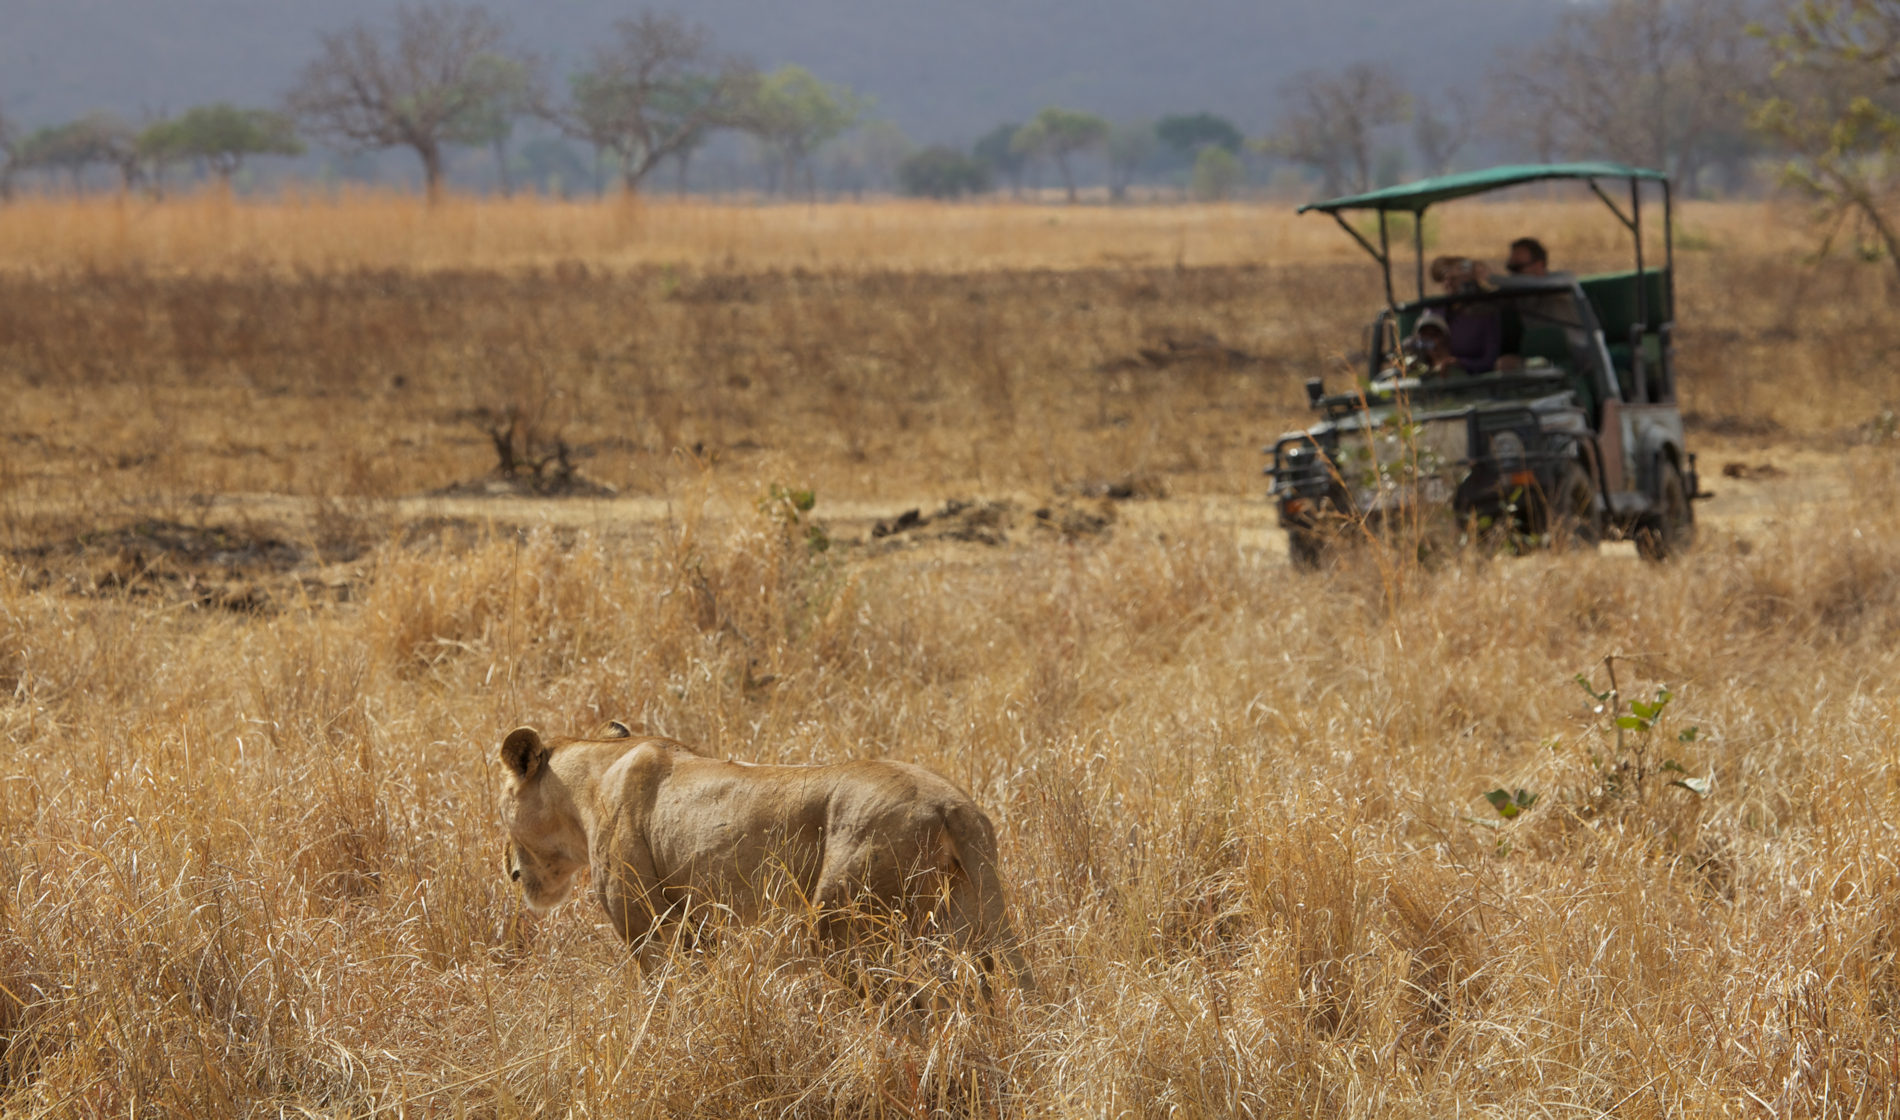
[205,434,1850,558]
[10,436,1854,616]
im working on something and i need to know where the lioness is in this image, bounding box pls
[498,722,1033,992]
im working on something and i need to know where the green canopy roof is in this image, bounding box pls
[1297,162,1669,216]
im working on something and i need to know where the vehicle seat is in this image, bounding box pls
[1524,323,1599,417]
[1518,322,1571,369]
[1582,268,1669,400]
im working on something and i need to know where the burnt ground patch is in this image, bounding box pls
[11,519,356,612]
[868,496,1115,550]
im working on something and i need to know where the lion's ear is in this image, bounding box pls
[500,726,549,780]
[602,720,633,739]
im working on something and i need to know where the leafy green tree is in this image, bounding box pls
[897,146,992,198]
[548,12,754,196]
[446,54,533,195]
[18,113,140,193]
[1156,112,1243,160]
[141,104,304,187]
[973,122,1026,195]
[742,65,867,196]
[287,2,526,202]
[1750,0,1900,276]
[1011,106,1109,202]
[1191,146,1243,200]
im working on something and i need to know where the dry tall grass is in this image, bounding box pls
[0,196,1898,1116]
[0,191,1824,275]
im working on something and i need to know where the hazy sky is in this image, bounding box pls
[0,0,1562,139]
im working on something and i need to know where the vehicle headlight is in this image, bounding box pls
[1488,430,1526,468]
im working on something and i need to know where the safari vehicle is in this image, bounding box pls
[1266,162,1702,567]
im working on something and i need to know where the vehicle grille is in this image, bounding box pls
[1333,416,1470,482]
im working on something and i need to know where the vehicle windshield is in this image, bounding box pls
[1342,280,1612,415]
[1369,284,1586,380]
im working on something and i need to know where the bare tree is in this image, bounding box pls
[1487,0,1764,194]
[1750,0,1900,277]
[1106,120,1158,201]
[0,102,15,201]
[1269,64,1411,196]
[286,3,524,202]
[826,119,913,198]
[1413,88,1473,176]
[447,54,534,196]
[545,12,754,195]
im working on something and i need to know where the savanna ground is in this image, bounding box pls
[1,192,1899,1117]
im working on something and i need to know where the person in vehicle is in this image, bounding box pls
[1505,237,1548,277]
[1497,236,1586,335]
[1408,310,1459,376]
[1428,255,1501,373]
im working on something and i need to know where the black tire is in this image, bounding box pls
[1635,459,1695,562]
[1287,530,1327,570]
[1541,460,1603,550]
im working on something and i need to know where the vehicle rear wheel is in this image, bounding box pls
[1635,459,1695,562]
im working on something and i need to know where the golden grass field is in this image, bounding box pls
[1,193,1899,1116]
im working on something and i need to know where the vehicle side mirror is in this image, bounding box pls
[1305,378,1324,405]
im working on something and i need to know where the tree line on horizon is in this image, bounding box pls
[0,0,1893,266]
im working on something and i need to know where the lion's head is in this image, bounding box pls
[497,726,593,913]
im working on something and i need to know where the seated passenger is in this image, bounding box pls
[1505,237,1548,277]
[1496,236,1588,375]
[1408,310,1459,377]
[1498,236,1581,323]
[1427,255,1501,373]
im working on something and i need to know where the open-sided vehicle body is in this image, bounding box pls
[1266,162,1701,564]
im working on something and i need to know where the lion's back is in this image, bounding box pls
[637,755,978,881]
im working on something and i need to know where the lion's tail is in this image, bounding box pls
[939,801,1036,996]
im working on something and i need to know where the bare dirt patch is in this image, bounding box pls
[432,472,619,499]
[1096,330,1262,373]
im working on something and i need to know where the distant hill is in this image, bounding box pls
[1,0,1562,140]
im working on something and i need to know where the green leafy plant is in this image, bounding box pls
[1574,656,1708,802]
[1482,787,1538,819]
[758,482,830,553]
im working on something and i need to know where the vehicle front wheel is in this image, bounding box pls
[1635,459,1695,562]
[1287,530,1327,570]
[1539,460,1603,550]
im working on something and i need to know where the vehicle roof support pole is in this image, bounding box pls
[1588,180,1638,232]
[1661,180,1676,322]
[1328,211,1389,276]
[1378,210,1395,307]
[1630,177,1646,329]
[1413,209,1426,301]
